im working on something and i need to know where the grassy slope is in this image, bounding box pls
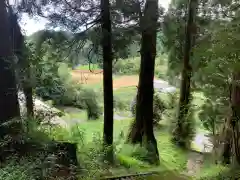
[57,86,228,179]
[66,118,190,179]
[2,60,227,179]
[0,90,228,180]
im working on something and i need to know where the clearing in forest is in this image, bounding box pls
[71,70,139,89]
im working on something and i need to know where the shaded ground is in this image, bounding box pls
[186,152,204,176]
[101,171,189,180]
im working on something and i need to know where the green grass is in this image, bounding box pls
[82,82,103,90]
[23,74,219,179]
[113,86,137,115]
[64,118,189,170]
[72,118,131,142]
[70,118,190,179]
[114,86,137,97]
[0,113,229,180]
[58,106,89,121]
[68,118,231,179]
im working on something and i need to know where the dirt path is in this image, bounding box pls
[186,152,204,176]
[186,133,213,176]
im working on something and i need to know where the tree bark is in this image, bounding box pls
[128,0,159,165]
[23,84,34,117]
[172,0,198,147]
[101,0,114,162]
[220,73,240,165]
[220,84,233,164]
[0,1,21,138]
[8,6,34,117]
[19,47,34,118]
[219,117,231,164]
[230,72,240,165]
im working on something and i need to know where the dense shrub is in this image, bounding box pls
[198,98,226,135]
[80,88,102,120]
[113,57,140,74]
[113,55,168,77]
[28,42,101,120]
[171,93,196,148]
[130,92,167,124]
[0,158,42,180]
[53,67,101,120]
[113,96,129,111]
[154,56,168,79]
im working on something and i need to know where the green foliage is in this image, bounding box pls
[171,95,196,148]
[117,154,151,169]
[198,99,226,135]
[118,144,159,165]
[154,55,168,80]
[162,1,186,78]
[0,157,43,180]
[113,87,138,116]
[162,0,216,83]
[113,96,129,112]
[192,14,240,135]
[197,166,240,180]
[80,88,102,120]
[113,55,168,77]
[55,118,189,173]
[131,92,167,124]
[152,92,168,124]
[113,57,140,75]
[26,41,101,120]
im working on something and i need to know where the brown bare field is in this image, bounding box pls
[71,70,139,89]
[71,70,103,85]
[113,75,139,89]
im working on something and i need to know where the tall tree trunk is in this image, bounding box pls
[230,72,240,165]
[127,0,143,144]
[101,0,114,162]
[128,0,159,165]
[19,45,34,118]
[0,1,21,138]
[220,84,232,164]
[8,6,34,117]
[221,117,232,164]
[172,0,198,147]
[24,86,34,117]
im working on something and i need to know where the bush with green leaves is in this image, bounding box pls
[198,99,225,136]
[79,88,102,120]
[113,58,140,75]
[130,92,167,124]
[154,55,168,79]
[0,157,43,180]
[27,41,101,120]
[113,96,129,112]
[171,94,196,148]
[51,67,101,120]
[113,55,168,77]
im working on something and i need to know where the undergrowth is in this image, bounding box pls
[0,114,237,180]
